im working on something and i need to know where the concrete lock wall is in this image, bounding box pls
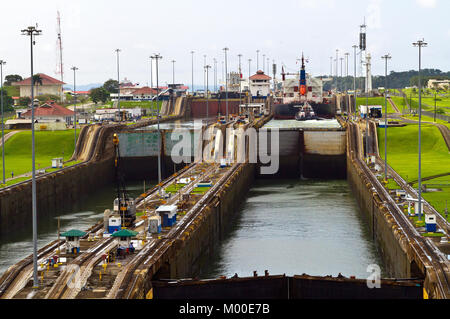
[346,156,416,278]
[190,99,241,118]
[163,164,256,279]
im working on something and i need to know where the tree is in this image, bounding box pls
[89,87,109,104]
[0,89,14,111]
[18,96,31,107]
[103,79,119,93]
[3,74,22,86]
[36,94,60,103]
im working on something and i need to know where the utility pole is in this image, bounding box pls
[413,39,427,221]
[190,51,194,94]
[115,49,121,122]
[0,59,6,185]
[223,47,229,119]
[21,24,42,289]
[71,66,78,151]
[151,54,163,195]
[382,54,391,182]
[205,65,211,119]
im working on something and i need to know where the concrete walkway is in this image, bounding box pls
[0,130,20,147]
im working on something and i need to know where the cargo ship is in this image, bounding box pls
[274,54,333,119]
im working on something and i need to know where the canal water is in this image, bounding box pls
[0,180,153,276]
[200,178,385,279]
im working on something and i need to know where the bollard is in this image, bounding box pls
[117,263,121,268]
[99,271,102,281]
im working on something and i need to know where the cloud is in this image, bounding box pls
[416,0,437,8]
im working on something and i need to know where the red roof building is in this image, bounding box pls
[22,101,74,124]
[12,73,66,99]
[249,70,272,81]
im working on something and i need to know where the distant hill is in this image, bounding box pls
[63,83,103,91]
[322,69,450,91]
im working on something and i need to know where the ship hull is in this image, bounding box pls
[274,102,334,119]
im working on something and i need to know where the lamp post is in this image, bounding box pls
[238,54,242,107]
[329,56,333,78]
[352,45,358,118]
[115,49,121,122]
[71,66,78,150]
[151,54,163,195]
[262,54,265,72]
[335,49,339,92]
[21,25,42,289]
[213,58,217,93]
[190,51,194,94]
[344,52,350,93]
[171,60,176,85]
[381,54,391,182]
[149,56,153,89]
[256,50,260,70]
[248,58,252,103]
[413,39,427,221]
[205,65,211,119]
[0,59,6,185]
[223,47,229,119]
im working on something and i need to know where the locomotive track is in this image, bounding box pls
[348,122,450,299]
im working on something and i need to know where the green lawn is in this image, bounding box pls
[378,124,450,219]
[402,114,450,129]
[378,124,450,182]
[0,130,79,179]
[104,101,162,110]
[390,96,407,113]
[356,97,396,114]
[412,175,450,220]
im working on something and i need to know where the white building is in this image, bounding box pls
[249,70,271,98]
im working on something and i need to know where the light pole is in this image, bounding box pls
[335,49,339,92]
[190,51,194,94]
[329,56,333,78]
[149,56,153,89]
[205,65,211,119]
[413,39,427,221]
[223,47,229,119]
[151,54,163,195]
[263,54,265,72]
[248,58,252,103]
[213,58,217,93]
[0,59,6,185]
[115,49,121,122]
[21,25,41,289]
[382,54,391,182]
[364,58,370,158]
[238,54,242,107]
[256,50,260,70]
[345,52,350,94]
[71,66,78,151]
[171,60,176,85]
[352,45,358,117]
[203,54,206,94]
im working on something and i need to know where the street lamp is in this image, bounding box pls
[238,54,242,107]
[248,58,252,103]
[171,60,176,85]
[205,65,211,119]
[344,52,350,94]
[413,39,427,221]
[0,59,6,185]
[213,58,217,93]
[381,54,391,182]
[71,66,79,150]
[21,24,42,289]
[256,50,260,70]
[352,45,358,117]
[335,49,339,92]
[115,49,121,122]
[223,47,229,119]
[151,53,163,195]
[190,51,194,94]
[329,56,333,78]
[263,54,265,72]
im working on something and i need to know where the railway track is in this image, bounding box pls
[348,122,450,299]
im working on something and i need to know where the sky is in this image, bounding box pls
[0,0,449,88]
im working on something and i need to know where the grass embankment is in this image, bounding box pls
[104,101,162,110]
[378,124,450,218]
[412,175,450,221]
[402,114,450,129]
[402,89,450,116]
[356,97,396,114]
[0,130,79,181]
